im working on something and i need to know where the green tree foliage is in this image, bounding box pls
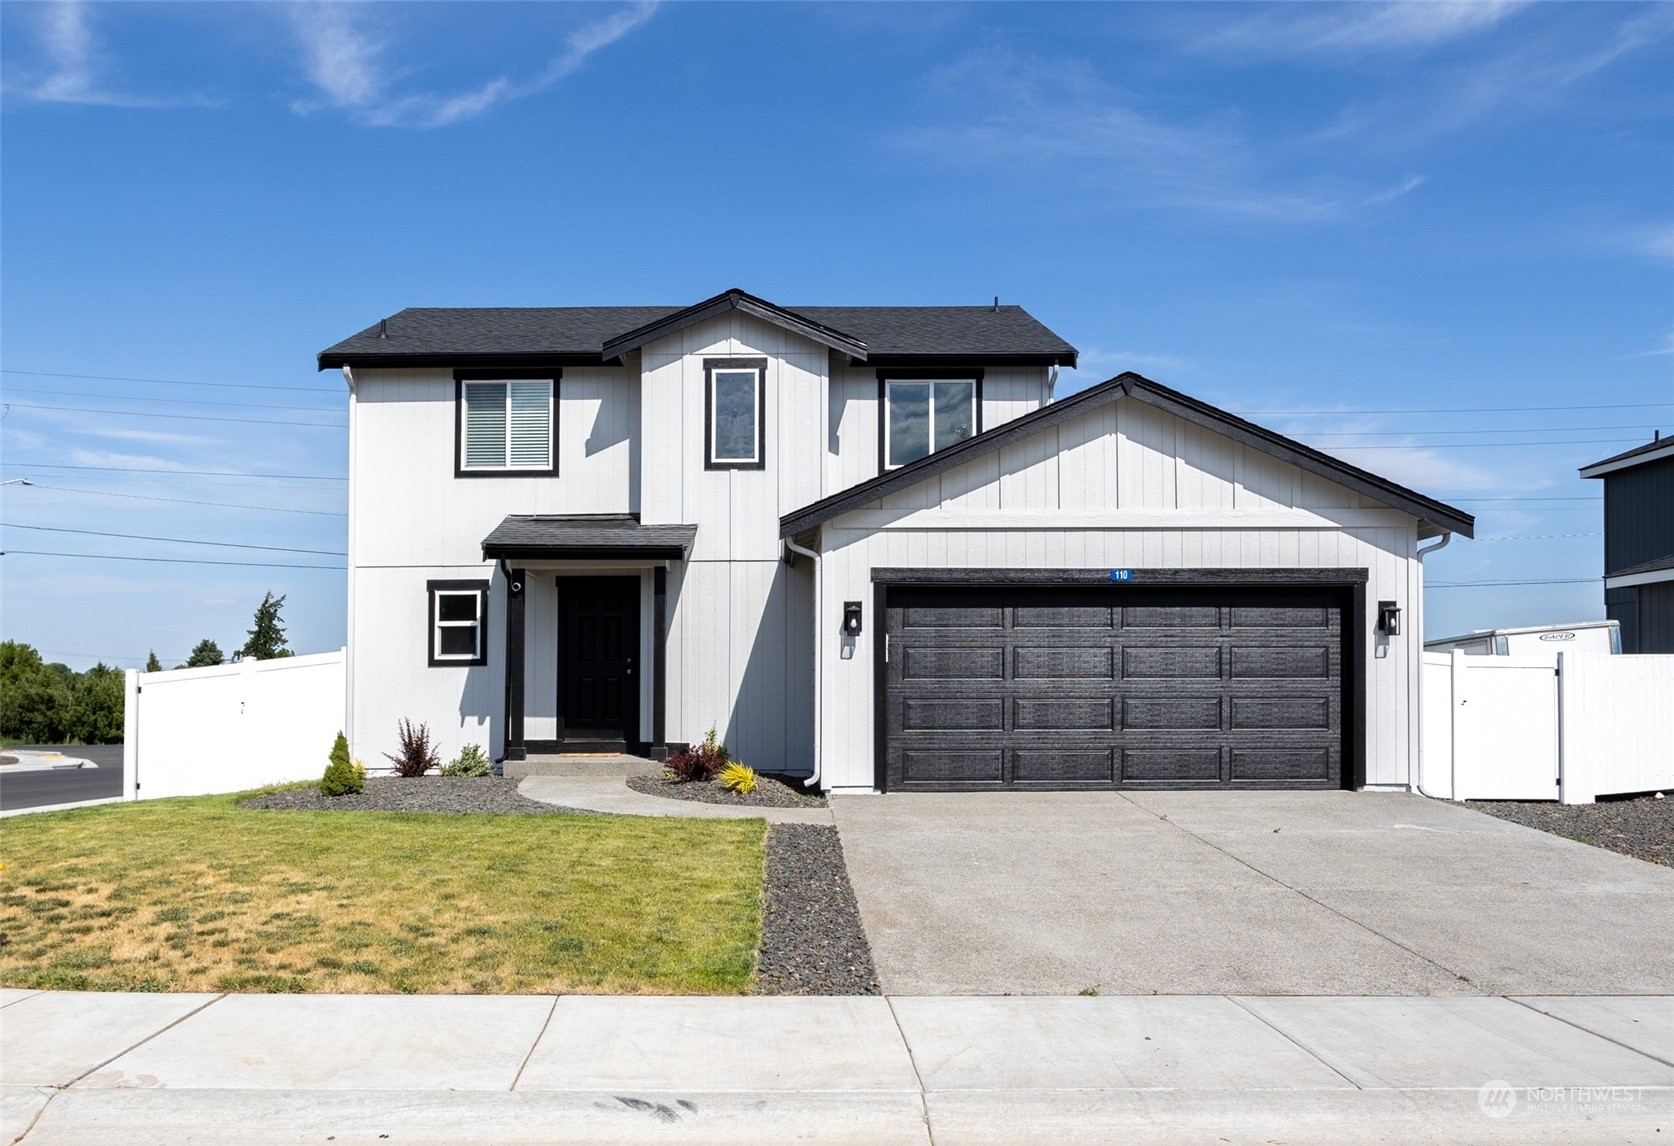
[145,651,163,673]
[240,592,293,661]
[184,639,224,669]
[320,731,363,797]
[0,641,124,744]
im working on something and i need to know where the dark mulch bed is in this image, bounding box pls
[1470,793,1673,867]
[240,776,596,816]
[626,772,828,808]
[754,824,879,996]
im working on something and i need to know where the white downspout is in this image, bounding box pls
[1414,532,1452,798]
[342,366,357,762]
[784,537,823,789]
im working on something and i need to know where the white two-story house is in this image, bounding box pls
[320,288,1472,794]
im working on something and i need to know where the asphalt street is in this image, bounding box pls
[0,744,124,811]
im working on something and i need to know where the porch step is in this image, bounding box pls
[503,753,660,781]
[553,739,629,754]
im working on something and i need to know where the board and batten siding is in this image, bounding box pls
[812,396,1425,791]
[827,364,1053,493]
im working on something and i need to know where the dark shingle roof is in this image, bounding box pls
[481,515,696,560]
[780,373,1476,540]
[1607,553,1674,579]
[1579,434,1673,477]
[319,292,1077,369]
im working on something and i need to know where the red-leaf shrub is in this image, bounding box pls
[384,719,440,778]
[664,727,730,783]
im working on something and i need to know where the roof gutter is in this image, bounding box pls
[783,537,824,790]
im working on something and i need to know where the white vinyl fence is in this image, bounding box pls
[121,650,346,800]
[1421,650,1674,804]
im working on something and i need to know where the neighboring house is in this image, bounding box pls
[1580,433,1674,654]
[318,287,1473,793]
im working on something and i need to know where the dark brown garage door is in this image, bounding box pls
[881,585,1348,791]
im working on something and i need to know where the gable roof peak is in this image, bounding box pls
[599,287,869,362]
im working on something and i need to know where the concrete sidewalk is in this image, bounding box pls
[4,990,1671,1144]
[514,757,834,825]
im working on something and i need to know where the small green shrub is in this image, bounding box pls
[320,732,363,797]
[718,762,757,796]
[441,744,491,777]
[665,726,730,783]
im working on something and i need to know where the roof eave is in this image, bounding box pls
[319,351,608,371]
[481,544,690,561]
[860,351,1078,368]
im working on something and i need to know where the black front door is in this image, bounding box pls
[558,577,640,745]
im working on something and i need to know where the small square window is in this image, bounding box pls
[459,379,554,472]
[885,378,978,468]
[705,359,767,470]
[428,581,488,667]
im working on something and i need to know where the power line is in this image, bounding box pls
[1443,496,1601,502]
[2,368,340,394]
[1,386,345,413]
[3,401,344,429]
[1303,424,1654,438]
[1476,533,1600,542]
[22,482,346,517]
[1,550,343,570]
[1315,437,1643,450]
[0,462,346,481]
[1429,578,1598,587]
[3,522,345,556]
[1240,402,1673,415]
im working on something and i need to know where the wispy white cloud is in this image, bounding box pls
[1192,2,1529,59]
[1064,347,1189,385]
[1642,225,1674,261]
[288,1,657,128]
[4,0,210,108]
[67,449,193,470]
[897,49,1425,222]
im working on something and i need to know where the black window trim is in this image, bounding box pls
[453,368,560,478]
[704,357,768,471]
[877,368,984,472]
[427,579,490,667]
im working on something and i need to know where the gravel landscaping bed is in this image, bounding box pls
[241,776,596,816]
[626,772,828,808]
[1470,794,1673,867]
[754,824,879,996]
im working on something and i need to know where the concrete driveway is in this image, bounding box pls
[830,790,1674,996]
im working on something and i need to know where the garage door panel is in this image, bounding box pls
[1122,748,1223,782]
[1013,749,1115,783]
[902,750,1004,784]
[1230,748,1333,782]
[1014,646,1113,680]
[1014,698,1115,731]
[903,646,1005,681]
[1123,697,1223,730]
[903,698,1005,731]
[1121,646,1222,679]
[1231,646,1331,679]
[1230,697,1332,730]
[884,584,1347,791]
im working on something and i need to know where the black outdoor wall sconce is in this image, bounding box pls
[1377,601,1401,636]
[842,601,863,637]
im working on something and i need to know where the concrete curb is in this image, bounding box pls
[0,797,124,819]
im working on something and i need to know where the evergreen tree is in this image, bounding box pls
[240,592,293,660]
[320,731,362,796]
[67,663,124,744]
[184,639,224,668]
[145,651,163,673]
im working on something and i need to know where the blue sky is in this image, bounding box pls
[1,1,1669,669]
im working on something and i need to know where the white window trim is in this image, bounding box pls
[884,378,977,469]
[460,379,554,472]
[428,581,489,667]
[708,367,764,466]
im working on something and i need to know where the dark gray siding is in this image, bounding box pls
[1603,455,1674,574]
[1638,582,1674,655]
[1606,587,1640,654]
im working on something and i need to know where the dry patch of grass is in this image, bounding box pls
[0,792,765,994]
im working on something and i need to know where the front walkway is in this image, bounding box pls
[514,756,835,825]
[4,989,1670,1144]
[832,789,1674,996]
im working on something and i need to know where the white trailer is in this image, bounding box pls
[1424,619,1620,657]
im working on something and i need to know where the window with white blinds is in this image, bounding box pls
[461,379,553,471]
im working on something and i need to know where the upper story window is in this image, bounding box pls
[883,374,980,468]
[705,357,767,470]
[456,375,555,475]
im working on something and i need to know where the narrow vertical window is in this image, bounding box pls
[460,378,553,472]
[704,358,767,470]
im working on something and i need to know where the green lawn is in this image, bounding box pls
[0,792,766,994]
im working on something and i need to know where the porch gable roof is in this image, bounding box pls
[481,515,697,561]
